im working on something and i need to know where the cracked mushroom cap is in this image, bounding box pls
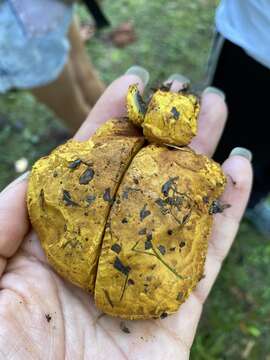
[27,89,226,319]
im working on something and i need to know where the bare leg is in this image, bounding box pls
[31,17,104,132]
[68,17,105,107]
[31,59,90,133]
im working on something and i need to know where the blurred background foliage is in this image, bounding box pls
[0,1,269,358]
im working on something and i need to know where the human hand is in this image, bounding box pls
[0,70,252,359]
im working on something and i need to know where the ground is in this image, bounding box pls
[0,1,269,359]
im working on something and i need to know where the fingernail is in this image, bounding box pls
[229,147,252,162]
[203,86,226,101]
[167,73,190,85]
[125,66,150,86]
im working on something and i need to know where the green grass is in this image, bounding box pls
[0,92,66,187]
[84,0,218,86]
[0,1,269,358]
[191,220,270,359]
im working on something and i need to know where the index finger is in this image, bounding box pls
[74,70,148,141]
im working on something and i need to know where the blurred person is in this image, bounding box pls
[207,0,270,235]
[0,0,105,132]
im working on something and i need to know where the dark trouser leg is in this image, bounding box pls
[212,39,270,207]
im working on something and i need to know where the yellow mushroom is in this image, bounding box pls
[27,86,226,319]
[127,84,199,146]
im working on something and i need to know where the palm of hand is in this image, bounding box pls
[0,75,251,360]
[1,231,191,359]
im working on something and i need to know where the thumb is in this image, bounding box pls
[0,172,30,277]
